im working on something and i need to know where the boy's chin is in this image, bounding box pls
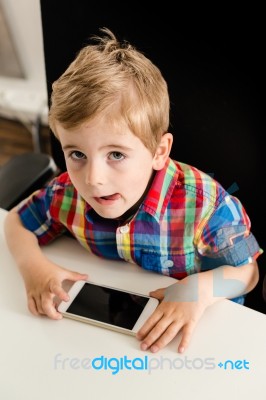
[92,198,142,221]
[93,207,128,220]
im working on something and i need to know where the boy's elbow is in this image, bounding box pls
[4,207,20,233]
[247,261,259,292]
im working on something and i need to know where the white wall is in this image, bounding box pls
[0,0,48,123]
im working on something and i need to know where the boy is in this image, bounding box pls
[4,28,262,354]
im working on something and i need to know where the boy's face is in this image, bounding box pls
[57,117,163,219]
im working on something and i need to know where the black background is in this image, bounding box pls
[40,1,265,313]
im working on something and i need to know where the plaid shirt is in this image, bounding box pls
[18,158,262,303]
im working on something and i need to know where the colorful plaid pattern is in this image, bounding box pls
[18,158,263,304]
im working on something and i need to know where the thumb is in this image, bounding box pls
[66,270,88,282]
[60,271,88,296]
[149,287,165,301]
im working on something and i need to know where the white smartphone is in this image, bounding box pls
[58,281,159,336]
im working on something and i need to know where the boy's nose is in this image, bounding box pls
[85,161,105,186]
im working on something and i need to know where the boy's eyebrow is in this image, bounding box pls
[62,144,134,151]
[100,144,134,151]
[62,144,79,151]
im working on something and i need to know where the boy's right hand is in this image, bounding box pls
[3,209,88,319]
[23,262,88,319]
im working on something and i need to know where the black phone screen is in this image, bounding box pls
[66,283,149,330]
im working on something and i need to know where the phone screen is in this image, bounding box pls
[66,283,150,330]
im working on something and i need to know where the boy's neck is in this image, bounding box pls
[116,170,156,224]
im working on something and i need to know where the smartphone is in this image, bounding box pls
[58,281,159,336]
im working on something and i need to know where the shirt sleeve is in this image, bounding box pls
[197,194,263,271]
[17,178,67,245]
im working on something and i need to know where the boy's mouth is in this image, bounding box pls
[94,193,121,205]
[101,194,120,200]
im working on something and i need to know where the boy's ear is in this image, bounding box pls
[152,133,173,170]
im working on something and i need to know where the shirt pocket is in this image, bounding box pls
[140,250,196,278]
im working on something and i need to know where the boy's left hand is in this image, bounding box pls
[136,283,207,354]
[136,262,256,353]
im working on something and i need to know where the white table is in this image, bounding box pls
[0,208,266,399]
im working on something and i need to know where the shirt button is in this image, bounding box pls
[163,260,174,268]
[120,225,130,233]
[225,195,230,203]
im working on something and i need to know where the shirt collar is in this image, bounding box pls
[141,157,179,221]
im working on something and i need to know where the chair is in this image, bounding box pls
[0,152,58,210]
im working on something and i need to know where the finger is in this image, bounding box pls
[66,271,88,282]
[34,294,46,315]
[62,279,75,293]
[149,288,165,301]
[50,282,69,302]
[139,317,181,352]
[136,308,164,340]
[178,322,196,354]
[50,272,88,301]
[149,321,181,353]
[42,295,63,320]
[28,296,40,316]
[61,274,87,293]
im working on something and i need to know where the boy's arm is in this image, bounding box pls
[4,208,88,318]
[136,261,259,353]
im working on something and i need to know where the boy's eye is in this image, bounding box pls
[109,152,125,161]
[70,151,86,160]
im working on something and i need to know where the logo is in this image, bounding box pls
[53,353,250,375]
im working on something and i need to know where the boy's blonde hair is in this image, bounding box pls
[49,28,170,154]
